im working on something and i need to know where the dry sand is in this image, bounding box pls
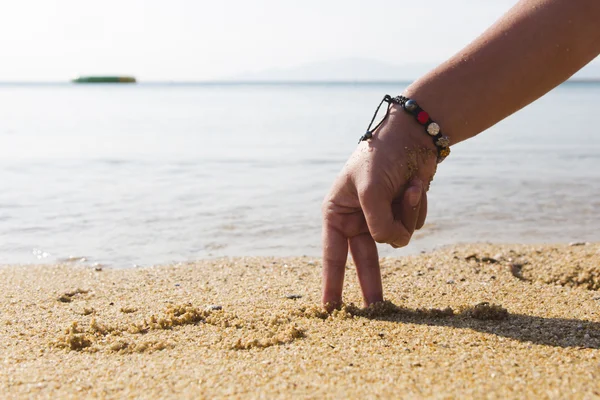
[2,243,600,399]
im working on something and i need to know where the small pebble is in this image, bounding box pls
[446,279,455,284]
[481,256,498,264]
[510,264,526,281]
[569,242,587,247]
[285,294,302,300]
[93,263,105,271]
[58,295,72,303]
[206,305,222,311]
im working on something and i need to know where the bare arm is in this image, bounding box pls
[405,0,600,144]
[322,0,600,308]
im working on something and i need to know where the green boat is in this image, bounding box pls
[72,76,136,83]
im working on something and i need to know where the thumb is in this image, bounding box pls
[391,179,423,247]
[405,179,423,208]
[359,179,422,248]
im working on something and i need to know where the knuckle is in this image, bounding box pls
[321,198,345,232]
[356,185,369,200]
[371,229,392,244]
[321,196,334,216]
[357,182,378,201]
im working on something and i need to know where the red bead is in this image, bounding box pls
[417,111,429,124]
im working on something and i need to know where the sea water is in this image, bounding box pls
[0,82,598,266]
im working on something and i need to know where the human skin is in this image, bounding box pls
[322,0,600,309]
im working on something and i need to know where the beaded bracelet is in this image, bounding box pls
[358,94,451,163]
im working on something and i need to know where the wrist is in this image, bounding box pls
[379,95,451,163]
[403,81,472,145]
[387,106,438,149]
[360,94,451,164]
[377,106,439,159]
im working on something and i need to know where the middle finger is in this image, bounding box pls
[349,232,382,306]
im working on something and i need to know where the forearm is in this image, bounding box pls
[404,0,600,145]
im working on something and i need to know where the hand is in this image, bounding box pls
[321,107,438,308]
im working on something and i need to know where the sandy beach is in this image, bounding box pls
[2,243,600,399]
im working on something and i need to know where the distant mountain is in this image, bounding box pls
[231,58,434,82]
[228,57,600,82]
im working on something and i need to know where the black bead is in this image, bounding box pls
[404,99,418,113]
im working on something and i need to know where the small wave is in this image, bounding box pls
[94,159,136,166]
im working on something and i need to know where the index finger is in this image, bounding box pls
[322,222,348,310]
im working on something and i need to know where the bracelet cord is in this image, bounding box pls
[358,94,451,164]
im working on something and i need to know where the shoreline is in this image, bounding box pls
[6,238,590,270]
[2,242,599,398]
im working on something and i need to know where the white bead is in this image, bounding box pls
[427,122,440,136]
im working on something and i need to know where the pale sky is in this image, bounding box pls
[0,0,558,81]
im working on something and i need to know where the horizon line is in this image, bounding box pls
[0,78,599,85]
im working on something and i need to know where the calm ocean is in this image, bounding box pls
[1,82,599,267]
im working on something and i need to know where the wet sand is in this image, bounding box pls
[2,243,600,399]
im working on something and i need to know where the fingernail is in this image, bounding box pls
[408,180,423,207]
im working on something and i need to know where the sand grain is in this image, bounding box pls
[2,244,600,399]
